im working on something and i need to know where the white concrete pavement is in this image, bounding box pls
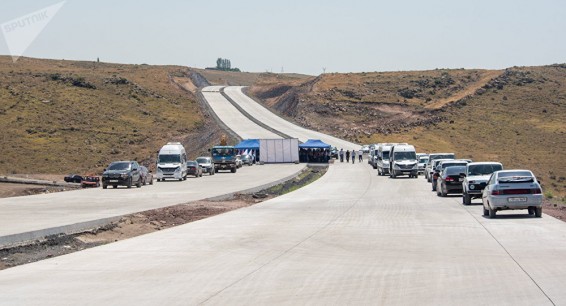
[224,86,359,151]
[2,162,564,305]
[0,164,305,247]
[202,86,281,140]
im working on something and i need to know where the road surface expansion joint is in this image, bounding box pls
[459,201,556,305]
[199,165,374,304]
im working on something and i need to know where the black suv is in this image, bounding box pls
[102,161,143,189]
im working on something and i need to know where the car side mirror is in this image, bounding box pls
[460,173,466,178]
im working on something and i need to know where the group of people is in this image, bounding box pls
[299,148,331,163]
[338,148,363,164]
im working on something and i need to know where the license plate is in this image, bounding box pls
[109,180,118,183]
[508,197,527,202]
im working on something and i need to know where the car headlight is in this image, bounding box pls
[174,167,181,172]
[470,184,476,190]
[121,173,129,179]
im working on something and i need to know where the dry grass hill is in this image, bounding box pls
[250,66,566,199]
[0,56,226,174]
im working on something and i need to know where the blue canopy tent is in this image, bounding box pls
[234,139,260,150]
[298,139,331,149]
[299,139,331,163]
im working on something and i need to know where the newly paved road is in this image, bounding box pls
[2,162,564,305]
[224,86,358,151]
[0,164,305,246]
[202,86,281,140]
[2,86,566,305]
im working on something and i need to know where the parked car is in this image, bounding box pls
[330,147,338,159]
[140,166,154,185]
[436,166,467,197]
[102,161,143,189]
[80,176,100,188]
[431,160,469,191]
[235,155,243,168]
[482,170,543,218]
[361,145,370,154]
[196,156,215,175]
[240,154,253,166]
[462,162,503,205]
[389,144,418,178]
[186,161,203,177]
[425,153,455,182]
[64,174,83,183]
[417,155,429,174]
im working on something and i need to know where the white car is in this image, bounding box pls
[462,162,502,205]
[482,170,543,218]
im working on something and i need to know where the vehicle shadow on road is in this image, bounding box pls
[481,214,539,220]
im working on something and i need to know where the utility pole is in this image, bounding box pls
[322,67,327,74]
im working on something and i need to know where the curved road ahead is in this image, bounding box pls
[1,86,566,305]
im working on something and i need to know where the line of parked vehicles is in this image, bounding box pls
[97,142,253,189]
[366,143,544,219]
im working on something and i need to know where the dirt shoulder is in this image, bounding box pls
[0,165,327,270]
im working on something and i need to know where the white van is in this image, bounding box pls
[376,144,393,175]
[156,142,188,181]
[389,144,418,178]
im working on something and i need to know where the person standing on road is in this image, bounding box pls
[345,150,350,163]
[352,149,356,164]
[339,148,344,162]
[358,149,363,162]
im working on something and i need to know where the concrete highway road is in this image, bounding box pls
[202,86,281,140]
[2,162,565,305]
[2,87,566,305]
[224,86,359,151]
[0,164,305,247]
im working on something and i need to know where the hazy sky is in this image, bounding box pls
[1,0,565,75]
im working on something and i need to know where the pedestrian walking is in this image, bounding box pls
[345,150,350,163]
[358,149,363,162]
[352,149,356,164]
[339,148,344,162]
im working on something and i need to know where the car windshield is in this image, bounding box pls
[196,158,209,164]
[186,161,198,166]
[394,152,416,160]
[419,157,429,163]
[430,154,455,164]
[108,162,130,171]
[212,148,235,156]
[468,164,503,176]
[382,151,390,160]
[158,154,180,163]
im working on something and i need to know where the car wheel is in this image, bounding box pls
[414,174,418,179]
[136,177,142,188]
[102,184,107,189]
[441,187,447,197]
[113,185,117,189]
[231,167,237,173]
[528,207,535,215]
[483,206,489,216]
[535,207,542,218]
[149,178,153,185]
[489,206,497,219]
[127,178,132,189]
[463,193,471,205]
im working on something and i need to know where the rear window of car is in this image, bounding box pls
[445,166,466,175]
[441,162,467,169]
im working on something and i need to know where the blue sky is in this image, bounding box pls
[1,0,565,75]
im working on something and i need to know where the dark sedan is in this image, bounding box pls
[64,174,83,183]
[436,166,467,197]
[186,161,203,177]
